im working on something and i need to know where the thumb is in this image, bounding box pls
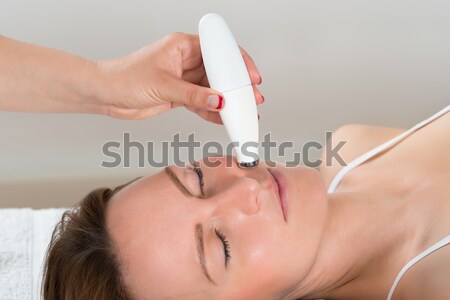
[166,77,224,111]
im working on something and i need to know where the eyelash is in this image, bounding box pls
[193,165,205,196]
[215,228,231,267]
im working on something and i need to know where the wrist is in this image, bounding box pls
[52,56,112,116]
[91,59,134,117]
[77,59,114,116]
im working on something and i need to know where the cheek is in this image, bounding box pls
[229,225,300,299]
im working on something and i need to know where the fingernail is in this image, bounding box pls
[258,114,260,121]
[261,95,265,103]
[259,75,263,84]
[208,95,224,110]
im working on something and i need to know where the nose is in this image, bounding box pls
[213,176,262,218]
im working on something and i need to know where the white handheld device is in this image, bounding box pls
[199,13,260,168]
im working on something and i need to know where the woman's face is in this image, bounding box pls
[106,156,328,300]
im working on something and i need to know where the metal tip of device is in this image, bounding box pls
[238,159,260,168]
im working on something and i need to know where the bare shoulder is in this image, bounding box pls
[397,244,450,299]
[320,124,406,188]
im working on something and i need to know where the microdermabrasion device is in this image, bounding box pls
[199,13,260,168]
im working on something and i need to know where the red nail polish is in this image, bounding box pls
[261,95,265,103]
[216,95,224,110]
[259,76,263,84]
[258,114,260,121]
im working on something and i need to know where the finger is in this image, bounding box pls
[185,105,224,125]
[253,85,265,104]
[180,36,261,87]
[182,64,208,86]
[178,34,262,85]
[176,33,204,71]
[239,47,262,85]
[199,72,210,87]
[164,75,224,112]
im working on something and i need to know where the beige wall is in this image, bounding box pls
[1,0,449,208]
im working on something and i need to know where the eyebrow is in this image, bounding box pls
[164,166,193,197]
[163,167,216,285]
[195,224,217,285]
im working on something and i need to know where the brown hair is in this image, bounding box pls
[42,182,136,300]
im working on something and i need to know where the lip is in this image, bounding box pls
[268,168,288,222]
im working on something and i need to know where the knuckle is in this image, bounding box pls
[167,32,185,42]
[184,87,198,106]
[163,32,192,51]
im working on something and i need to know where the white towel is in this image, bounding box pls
[0,208,68,300]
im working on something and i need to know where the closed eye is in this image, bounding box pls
[215,228,231,267]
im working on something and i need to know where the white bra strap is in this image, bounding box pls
[328,105,450,193]
[386,235,450,300]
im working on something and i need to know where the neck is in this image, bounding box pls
[289,189,426,300]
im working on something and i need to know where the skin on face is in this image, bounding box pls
[106,156,328,300]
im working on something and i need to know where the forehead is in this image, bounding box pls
[106,170,212,299]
